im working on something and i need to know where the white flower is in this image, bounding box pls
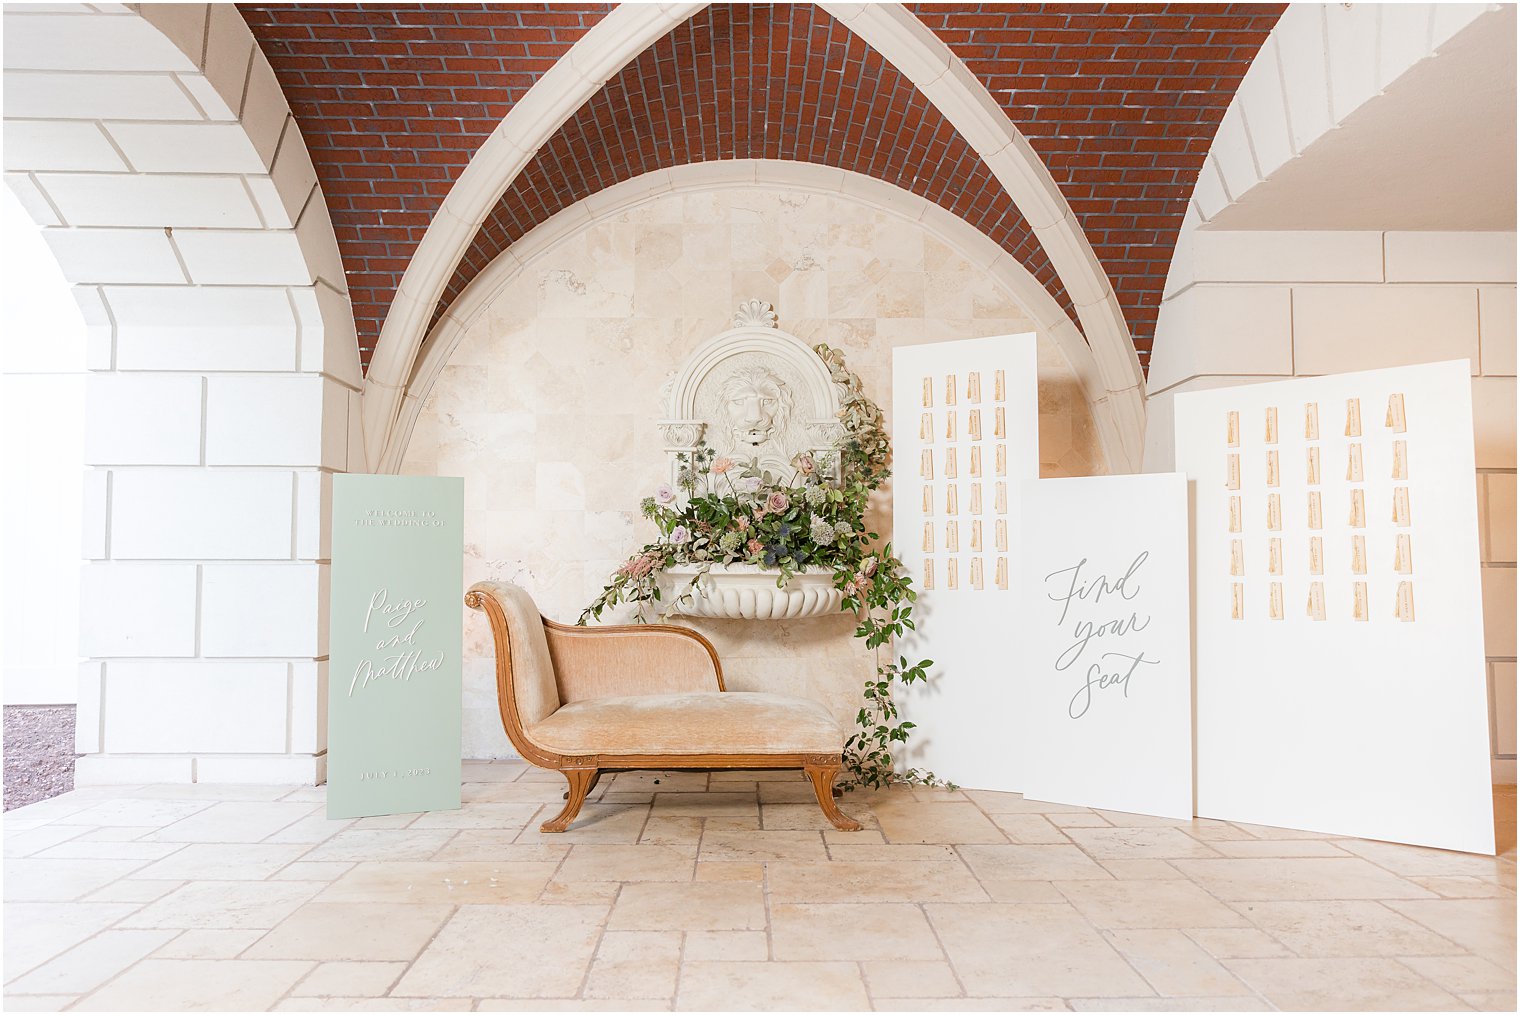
[736,477,763,495]
[654,484,677,506]
[670,525,691,545]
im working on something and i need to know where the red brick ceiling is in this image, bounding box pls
[440,3,1059,339]
[239,3,613,365]
[909,3,1287,351]
[243,3,1284,372]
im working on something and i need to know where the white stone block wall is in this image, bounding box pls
[3,4,360,784]
[1146,230,1517,782]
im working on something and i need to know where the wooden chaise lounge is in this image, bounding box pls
[465,581,863,832]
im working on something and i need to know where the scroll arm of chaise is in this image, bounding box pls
[540,617,726,702]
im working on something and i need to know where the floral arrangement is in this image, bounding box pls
[581,344,947,790]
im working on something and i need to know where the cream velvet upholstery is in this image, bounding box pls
[474,580,560,726]
[543,624,721,703]
[528,691,844,756]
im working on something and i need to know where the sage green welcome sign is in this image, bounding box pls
[328,474,463,819]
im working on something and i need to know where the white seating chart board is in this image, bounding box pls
[1176,360,1494,854]
[892,334,1037,792]
[1015,474,1194,819]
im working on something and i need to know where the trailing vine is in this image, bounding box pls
[581,344,947,790]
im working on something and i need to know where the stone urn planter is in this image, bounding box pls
[662,563,844,620]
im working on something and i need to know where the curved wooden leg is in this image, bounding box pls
[542,767,597,833]
[803,758,863,832]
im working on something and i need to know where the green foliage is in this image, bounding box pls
[581,344,947,790]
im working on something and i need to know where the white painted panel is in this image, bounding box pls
[1478,287,1517,377]
[38,173,264,229]
[1377,3,1435,89]
[1292,285,1480,376]
[84,373,202,466]
[42,227,185,284]
[201,562,324,658]
[105,285,298,372]
[195,755,323,784]
[1209,104,1260,202]
[2,71,201,120]
[295,283,363,388]
[1177,360,1494,853]
[3,121,128,172]
[110,469,294,560]
[892,334,1039,792]
[1191,232,1384,284]
[1235,38,1295,177]
[1146,286,1294,392]
[1384,232,1517,284]
[103,662,288,753]
[1015,473,1193,819]
[79,563,198,657]
[173,229,311,286]
[290,661,326,753]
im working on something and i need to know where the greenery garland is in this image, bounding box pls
[580,343,948,790]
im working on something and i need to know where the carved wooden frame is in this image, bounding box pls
[465,583,862,833]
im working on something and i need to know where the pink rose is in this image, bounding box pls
[861,555,878,578]
[711,457,733,474]
[735,516,750,532]
[796,452,815,475]
[767,492,790,512]
[746,539,765,556]
[753,504,768,520]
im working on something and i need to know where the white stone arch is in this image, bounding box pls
[3,3,358,784]
[381,159,1121,475]
[362,1,1147,475]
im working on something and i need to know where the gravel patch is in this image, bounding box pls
[4,705,77,810]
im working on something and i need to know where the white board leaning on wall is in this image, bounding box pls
[1175,359,1494,855]
[1015,473,1194,820]
[892,334,1038,793]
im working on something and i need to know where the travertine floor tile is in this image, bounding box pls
[694,861,763,881]
[429,831,568,863]
[871,799,1006,844]
[1068,997,1271,1011]
[608,881,765,931]
[1408,874,1515,898]
[147,801,317,843]
[872,999,1066,1012]
[989,814,1072,844]
[133,842,310,880]
[675,960,869,1010]
[118,880,322,929]
[1065,827,1221,859]
[926,902,1152,997]
[301,829,458,862]
[1172,856,1438,901]
[3,825,87,858]
[584,930,681,999]
[698,829,827,862]
[959,844,1112,892]
[1338,838,1513,877]
[152,928,267,959]
[270,861,357,881]
[3,858,150,901]
[770,902,941,961]
[32,839,182,862]
[1463,989,1520,1011]
[392,904,607,998]
[1209,839,1351,858]
[1385,897,1519,969]
[0,994,77,1011]
[683,929,769,961]
[861,958,963,999]
[766,860,987,903]
[1183,927,1294,959]
[245,902,453,961]
[1399,954,1518,995]
[558,843,696,882]
[514,804,650,843]
[962,791,1089,814]
[646,792,757,817]
[291,960,410,997]
[83,878,182,903]
[317,860,558,904]
[5,929,176,995]
[1222,956,1464,1010]
[56,798,209,828]
[274,995,474,1010]
[72,958,314,1011]
[408,804,542,829]
[1055,879,1250,930]
[477,1000,668,1011]
[1233,899,1468,956]
[1102,928,1254,996]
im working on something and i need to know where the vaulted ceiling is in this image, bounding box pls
[241,2,1285,371]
